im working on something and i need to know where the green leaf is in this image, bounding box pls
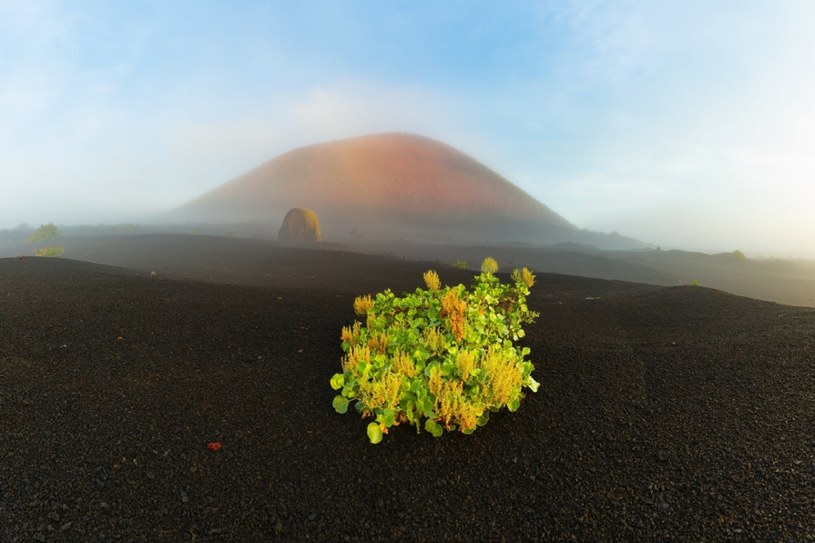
[476,411,490,427]
[330,373,345,390]
[507,397,521,412]
[525,375,540,393]
[332,395,350,414]
[403,399,418,424]
[341,384,356,398]
[378,407,396,427]
[419,396,435,416]
[425,419,443,438]
[413,349,428,363]
[367,422,384,444]
[356,360,370,377]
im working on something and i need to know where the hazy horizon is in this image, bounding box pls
[2,2,814,257]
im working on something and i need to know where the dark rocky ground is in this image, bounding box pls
[1,235,814,541]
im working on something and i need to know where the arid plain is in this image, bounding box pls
[1,233,814,541]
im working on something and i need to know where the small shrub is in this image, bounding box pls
[331,257,540,444]
[34,246,65,257]
[26,223,61,244]
[454,260,468,270]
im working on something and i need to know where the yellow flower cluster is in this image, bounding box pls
[423,270,441,292]
[455,350,476,381]
[520,267,536,288]
[441,289,467,341]
[427,365,443,397]
[512,266,536,288]
[341,321,361,345]
[481,256,499,274]
[367,332,389,354]
[358,371,404,411]
[424,327,446,354]
[436,380,481,432]
[353,295,374,316]
[342,344,371,373]
[481,348,522,407]
[391,351,417,378]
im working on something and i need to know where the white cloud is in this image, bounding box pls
[285,81,461,142]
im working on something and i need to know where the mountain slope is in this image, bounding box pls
[178,133,582,243]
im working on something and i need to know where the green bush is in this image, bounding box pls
[26,223,61,244]
[331,257,540,444]
[34,246,65,257]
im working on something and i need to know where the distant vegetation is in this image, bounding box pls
[331,257,540,443]
[26,223,65,258]
[714,249,748,261]
[278,208,322,243]
[26,223,61,244]
[34,246,65,257]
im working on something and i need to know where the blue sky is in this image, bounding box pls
[2,1,814,255]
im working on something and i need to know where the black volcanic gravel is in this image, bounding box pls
[1,239,814,542]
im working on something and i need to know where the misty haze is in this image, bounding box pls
[2,3,814,542]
